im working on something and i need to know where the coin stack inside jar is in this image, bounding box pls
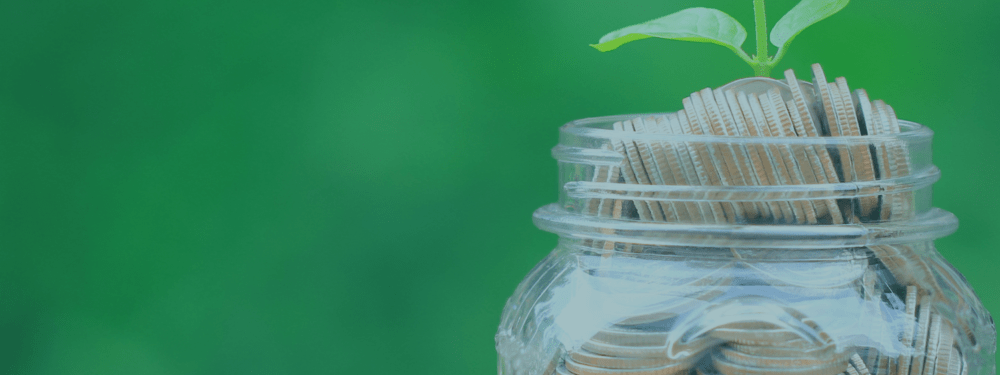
[555,64,972,375]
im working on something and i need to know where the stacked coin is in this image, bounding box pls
[560,64,969,375]
[585,64,913,226]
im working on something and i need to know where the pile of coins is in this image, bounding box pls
[583,64,911,226]
[555,65,971,375]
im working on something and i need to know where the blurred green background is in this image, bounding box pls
[0,0,995,373]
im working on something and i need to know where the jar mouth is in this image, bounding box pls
[533,204,958,249]
[548,111,945,232]
[562,166,938,200]
[560,114,932,145]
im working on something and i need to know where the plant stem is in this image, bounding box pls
[753,0,771,77]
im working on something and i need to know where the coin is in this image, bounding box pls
[747,257,867,289]
[611,120,650,221]
[833,78,879,216]
[565,355,693,375]
[678,106,728,223]
[569,348,687,369]
[876,353,890,375]
[723,89,777,220]
[710,327,814,346]
[699,89,748,184]
[689,92,741,221]
[651,117,702,223]
[852,88,894,221]
[720,346,845,368]
[756,91,809,223]
[767,92,821,223]
[591,325,670,347]
[580,335,715,360]
[615,288,726,326]
[786,68,846,223]
[728,342,836,358]
[870,101,911,222]
[667,113,716,223]
[784,98,837,220]
[734,90,793,222]
[810,66,858,227]
[718,76,790,96]
[909,296,933,375]
[863,349,878,375]
[947,346,961,375]
[933,321,955,375]
[630,117,678,222]
[644,116,693,222]
[851,353,872,375]
[620,118,661,222]
[711,88,762,218]
[881,103,914,220]
[921,315,944,375]
[712,350,850,375]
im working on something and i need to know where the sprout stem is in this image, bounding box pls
[753,0,772,77]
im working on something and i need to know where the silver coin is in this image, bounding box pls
[688,91,741,222]
[565,353,694,375]
[569,348,688,370]
[850,353,872,375]
[720,346,846,368]
[712,350,850,375]
[717,77,791,100]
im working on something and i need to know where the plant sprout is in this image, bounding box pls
[591,0,849,77]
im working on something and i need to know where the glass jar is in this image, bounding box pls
[496,113,996,375]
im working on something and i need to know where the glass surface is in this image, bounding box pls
[497,112,996,375]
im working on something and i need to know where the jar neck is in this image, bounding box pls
[535,113,955,249]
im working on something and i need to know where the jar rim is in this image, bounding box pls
[533,204,958,249]
[560,113,932,145]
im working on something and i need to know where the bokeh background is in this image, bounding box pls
[0,0,996,373]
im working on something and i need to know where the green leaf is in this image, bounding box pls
[770,0,849,50]
[591,7,748,58]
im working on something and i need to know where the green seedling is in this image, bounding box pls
[591,0,849,77]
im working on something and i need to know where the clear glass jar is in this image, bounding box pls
[496,113,996,375]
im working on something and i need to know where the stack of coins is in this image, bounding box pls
[585,64,913,226]
[559,64,970,375]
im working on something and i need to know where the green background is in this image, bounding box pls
[0,0,996,373]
